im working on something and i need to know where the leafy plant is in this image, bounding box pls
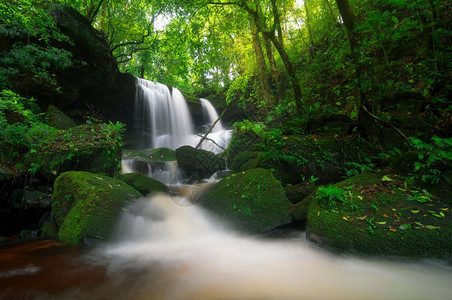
[409,136,452,184]
[316,185,357,211]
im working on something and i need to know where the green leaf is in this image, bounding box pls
[391,16,399,24]
[381,175,392,182]
[426,225,440,230]
[410,210,420,213]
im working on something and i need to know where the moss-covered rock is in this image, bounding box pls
[284,181,316,204]
[231,151,260,171]
[46,105,76,129]
[201,168,292,234]
[176,145,226,179]
[306,172,452,258]
[52,171,142,247]
[122,147,176,162]
[40,221,58,238]
[26,123,123,178]
[117,172,168,196]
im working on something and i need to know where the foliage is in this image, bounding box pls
[316,184,358,211]
[409,136,452,184]
[0,89,53,163]
[0,0,73,90]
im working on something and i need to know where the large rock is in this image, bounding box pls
[306,172,452,258]
[233,135,375,185]
[117,172,168,196]
[123,148,176,162]
[200,168,292,234]
[176,145,226,179]
[46,105,76,129]
[52,171,142,246]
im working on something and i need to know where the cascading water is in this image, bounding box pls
[125,79,232,187]
[134,78,231,153]
[135,79,195,150]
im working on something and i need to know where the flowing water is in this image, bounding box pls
[2,194,451,300]
[134,79,231,153]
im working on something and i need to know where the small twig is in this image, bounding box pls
[362,105,412,146]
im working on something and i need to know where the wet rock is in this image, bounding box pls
[117,172,168,196]
[176,145,226,179]
[52,171,142,247]
[123,148,176,162]
[201,168,292,234]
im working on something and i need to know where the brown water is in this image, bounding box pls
[1,194,451,300]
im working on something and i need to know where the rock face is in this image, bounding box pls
[117,173,168,196]
[306,172,452,258]
[52,171,142,246]
[46,105,76,129]
[201,168,292,234]
[176,145,226,179]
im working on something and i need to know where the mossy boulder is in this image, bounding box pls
[122,147,176,162]
[26,123,123,178]
[201,168,292,234]
[306,172,452,258]
[284,181,316,204]
[46,105,76,129]
[176,145,226,179]
[52,171,142,247]
[117,172,168,196]
[231,151,260,171]
[229,135,375,186]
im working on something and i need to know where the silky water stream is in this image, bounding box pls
[1,193,451,299]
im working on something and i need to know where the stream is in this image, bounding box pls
[1,193,451,300]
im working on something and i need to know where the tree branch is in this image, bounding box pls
[362,106,412,146]
[195,108,227,149]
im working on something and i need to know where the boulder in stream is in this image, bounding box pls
[52,171,142,247]
[201,168,292,234]
[176,145,226,179]
[117,172,168,196]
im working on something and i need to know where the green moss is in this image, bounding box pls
[231,151,260,171]
[123,147,176,162]
[306,172,452,258]
[117,172,168,196]
[201,168,292,233]
[52,171,142,247]
[40,222,58,238]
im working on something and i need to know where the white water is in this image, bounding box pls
[200,98,224,132]
[134,78,231,153]
[90,194,452,300]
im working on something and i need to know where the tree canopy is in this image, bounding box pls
[1,0,451,122]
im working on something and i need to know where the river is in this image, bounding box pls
[1,193,451,300]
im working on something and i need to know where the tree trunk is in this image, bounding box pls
[250,22,273,106]
[304,0,314,60]
[265,32,304,115]
[324,0,338,24]
[263,34,280,101]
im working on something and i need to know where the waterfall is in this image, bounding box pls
[134,78,231,153]
[200,98,224,132]
[135,79,195,149]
